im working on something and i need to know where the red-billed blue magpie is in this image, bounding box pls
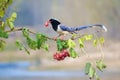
[44,19,107,38]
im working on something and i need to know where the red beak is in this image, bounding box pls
[44,20,50,27]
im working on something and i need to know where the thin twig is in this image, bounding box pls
[94,33,104,61]
[5,28,23,33]
[71,34,86,40]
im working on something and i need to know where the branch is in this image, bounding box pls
[5,27,55,40]
[5,28,21,33]
[5,27,86,41]
[5,28,35,34]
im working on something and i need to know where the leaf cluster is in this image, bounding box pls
[0,0,15,50]
[15,28,49,54]
[56,39,78,58]
[85,60,106,80]
[0,0,13,18]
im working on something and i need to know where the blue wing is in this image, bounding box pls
[59,25,76,32]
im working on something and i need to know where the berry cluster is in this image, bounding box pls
[53,49,70,61]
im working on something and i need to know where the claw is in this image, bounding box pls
[54,34,65,41]
[59,35,64,40]
[54,37,57,41]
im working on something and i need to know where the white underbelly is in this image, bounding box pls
[57,25,69,35]
[57,31,69,35]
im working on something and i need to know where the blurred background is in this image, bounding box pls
[0,0,120,80]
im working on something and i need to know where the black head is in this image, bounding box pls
[49,19,61,25]
[49,19,61,31]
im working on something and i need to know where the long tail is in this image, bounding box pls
[75,24,107,32]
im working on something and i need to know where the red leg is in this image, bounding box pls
[59,35,65,40]
[54,34,61,41]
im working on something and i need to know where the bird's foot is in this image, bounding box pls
[53,36,64,41]
[53,37,57,41]
[59,35,64,40]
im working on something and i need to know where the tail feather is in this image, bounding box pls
[101,25,107,32]
[75,24,107,32]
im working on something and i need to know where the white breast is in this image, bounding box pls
[57,25,69,35]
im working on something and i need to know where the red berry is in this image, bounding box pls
[59,53,63,57]
[66,52,70,57]
[44,21,49,27]
[61,57,65,60]
[62,49,70,57]
[53,52,57,59]
[53,51,69,61]
[53,55,57,59]
[59,53,65,60]
[55,54,61,60]
[61,52,67,57]
[53,53,59,60]
[56,58,61,61]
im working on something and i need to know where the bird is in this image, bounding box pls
[44,18,107,39]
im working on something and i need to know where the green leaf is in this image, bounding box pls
[43,44,49,51]
[95,73,100,80]
[0,40,6,51]
[99,37,105,44]
[0,21,5,30]
[62,40,69,49]
[36,33,47,49]
[93,39,98,47]
[27,37,37,50]
[56,39,69,51]
[71,33,76,39]
[22,28,29,37]
[85,62,91,75]
[56,39,63,51]
[15,40,30,55]
[6,0,13,6]
[15,40,24,50]
[6,12,17,29]
[9,12,17,22]
[11,12,17,20]
[0,0,13,8]
[93,37,105,47]
[84,34,93,40]
[0,9,4,17]
[69,48,78,58]
[36,33,41,49]
[0,0,7,3]
[78,38,84,48]
[96,60,106,71]
[88,67,95,79]
[7,20,14,29]
[67,39,76,48]
[0,29,8,38]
